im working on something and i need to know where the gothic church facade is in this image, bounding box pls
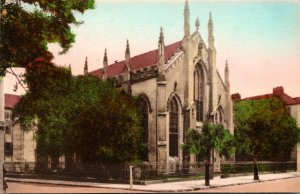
[88,1,234,168]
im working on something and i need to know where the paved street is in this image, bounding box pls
[7,177,300,193]
[195,177,300,193]
[7,182,143,193]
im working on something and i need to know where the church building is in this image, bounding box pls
[87,1,234,169]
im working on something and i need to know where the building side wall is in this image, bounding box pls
[131,78,157,164]
[23,129,36,162]
[289,104,300,171]
[165,52,186,164]
[12,123,24,162]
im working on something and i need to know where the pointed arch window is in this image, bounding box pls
[217,106,224,124]
[137,96,149,161]
[169,97,179,157]
[194,65,204,122]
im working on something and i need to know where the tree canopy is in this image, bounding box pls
[182,122,235,162]
[234,97,300,180]
[234,97,300,161]
[14,61,143,164]
[0,0,95,76]
[182,122,235,186]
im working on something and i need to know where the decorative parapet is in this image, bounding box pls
[130,65,159,84]
[165,50,184,72]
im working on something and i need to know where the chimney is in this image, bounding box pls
[273,86,284,96]
[231,93,241,101]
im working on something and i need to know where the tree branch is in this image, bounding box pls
[5,67,28,92]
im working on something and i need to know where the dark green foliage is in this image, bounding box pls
[182,122,235,161]
[72,85,142,163]
[182,122,235,185]
[14,62,143,163]
[0,0,95,75]
[234,97,300,160]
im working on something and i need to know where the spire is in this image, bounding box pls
[84,57,88,75]
[225,60,229,86]
[125,39,131,72]
[103,49,108,80]
[184,0,190,38]
[208,12,215,49]
[125,39,130,59]
[195,17,200,32]
[158,27,166,81]
[158,27,165,57]
[124,40,131,93]
[209,11,213,24]
[68,64,72,74]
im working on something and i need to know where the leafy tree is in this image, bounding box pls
[182,122,235,185]
[13,60,74,166]
[0,0,95,76]
[234,97,300,180]
[72,89,142,163]
[14,61,143,166]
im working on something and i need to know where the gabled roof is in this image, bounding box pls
[242,86,300,106]
[89,41,182,79]
[5,94,21,109]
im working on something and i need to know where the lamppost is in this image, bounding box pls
[0,121,8,192]
[0,76,6,192]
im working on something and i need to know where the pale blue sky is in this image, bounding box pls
[4,0,300,98]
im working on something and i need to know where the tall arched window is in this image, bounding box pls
[217,106,224,124]
[137,96,149,161]
[169,97,179,157]
[194,65,204,122]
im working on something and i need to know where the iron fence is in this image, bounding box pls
[5,161,295,183]
[221,161,296,175]
[4,162,212,183]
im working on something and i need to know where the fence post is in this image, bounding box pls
[129,166,134,189]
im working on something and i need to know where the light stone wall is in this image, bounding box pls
[12,122,24,162]
[289,104,300,172]
[4,109,36,163]
[131,78,157,164]
[23,129,36,162]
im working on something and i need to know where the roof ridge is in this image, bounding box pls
[242,91,300,105]
[5,93,22,97]
[89,40,182,78]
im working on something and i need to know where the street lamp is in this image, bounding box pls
[0,121,8,192]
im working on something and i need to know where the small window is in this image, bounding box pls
[285,107,291,115]
[4,142,13,156]
[5,126,11,134]
[4,111,10,120]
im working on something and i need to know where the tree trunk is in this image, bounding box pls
[205,152,211,186]
[205,160,210,186]
[65,154,75,171]
[51,156,59,170]
[0,77,5,192]
[253,156,259,180]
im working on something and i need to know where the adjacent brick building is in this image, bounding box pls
[4,94,37,163]
[232,86,300,170]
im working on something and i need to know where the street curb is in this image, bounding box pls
[6,173,300,192]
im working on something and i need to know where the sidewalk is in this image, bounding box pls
[6,172,300,192]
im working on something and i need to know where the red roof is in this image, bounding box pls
[243,86,300,106]
[89,41,182,79]
[5,94,21,109]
